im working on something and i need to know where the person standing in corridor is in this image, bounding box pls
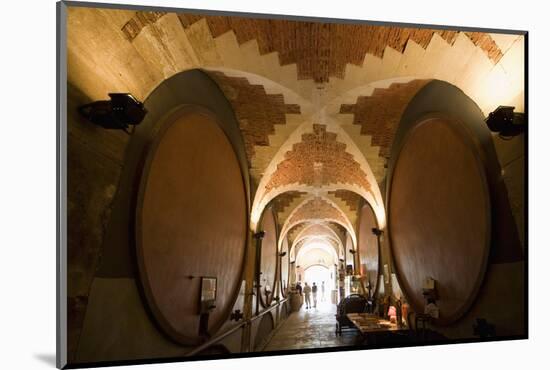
[312,282,318,308]
[295,281,302,296]
[303,282,312,309]
[321,281,325,301]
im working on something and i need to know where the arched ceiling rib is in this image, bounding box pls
[269,191,308,228]
[265,124,371,193]
[295,243,338,269]
[338,79,431,159]
[293,236,341,265]
[205,70,305,179]
[294,218,346,245]
[250,120,385,230]
[294,234,341,252]
[294,235,340,256]
[291,223,344,254]
[279,195,356,247]
[327,190,363,228]
[285,219,348,248]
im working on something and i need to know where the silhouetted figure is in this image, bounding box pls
[303,283,312,309]
[295,282,303,296]
[312,282,318,308]
[321,281,325,301]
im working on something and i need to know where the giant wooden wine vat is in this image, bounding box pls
[136,107,248,344]
[387,114,491,325]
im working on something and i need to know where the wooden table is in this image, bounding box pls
[346,313,407,344]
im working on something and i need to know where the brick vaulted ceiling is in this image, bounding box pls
[328,190,362,213]
[340,80,430,159]
[125,12,504,83]
[284,197,353,238]
[270,191,307,226]
[265,124,371,193]
[287,221,343,247]
[208,71,301,163]
[67,7,525,240]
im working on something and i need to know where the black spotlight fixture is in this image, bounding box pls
[278,251,287,257]
[78,93,147,134]
[254,231,266,239]
[349,249,356,254]
[371,228,383,236]
[485,105,525,138]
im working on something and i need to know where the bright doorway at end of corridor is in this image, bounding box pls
[304,265,333,303]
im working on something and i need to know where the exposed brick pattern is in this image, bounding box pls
[208,71,301,163]
[288,223,308,245]
[287,197,348,229]
[465,32,504,63]
[328,222,347,244]
[271,191,307,223]
[121,11,167,41]
[294,236,339,256]
[177,13,504,82]
[265,124,371,193]
[288,221,345,248]
[340,80,430,159]
[298,224,339,241]
[328,190,362,212]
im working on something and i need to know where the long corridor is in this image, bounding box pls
[62,6,526,366]
[264,301,358,352]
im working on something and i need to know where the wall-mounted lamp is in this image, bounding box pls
[349,249,356,254]
[78,93,147,134]
[485,105,525,138]
[371,228,383,236]
[254,231,265,240]
[278,251,287,257]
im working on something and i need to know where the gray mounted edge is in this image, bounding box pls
[57,1,68,369]
[61,0,527,35]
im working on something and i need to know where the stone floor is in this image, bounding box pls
[263,298,360,351]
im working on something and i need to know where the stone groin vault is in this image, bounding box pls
[65,5,525,364]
